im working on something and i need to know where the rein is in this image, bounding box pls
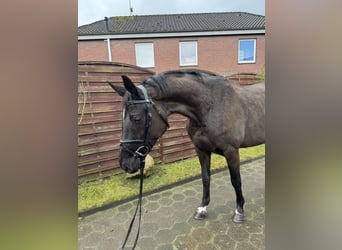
[120,157,145,250]
[120,85,164,250]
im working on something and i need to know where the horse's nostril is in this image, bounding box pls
[121,164,129,172]
[127,168,138,174]
[121,163,136,174]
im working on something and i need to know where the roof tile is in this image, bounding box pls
[78,12,264,35]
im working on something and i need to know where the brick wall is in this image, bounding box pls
[78,40,108,61]
[78,34,265,75]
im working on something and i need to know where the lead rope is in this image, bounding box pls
[120,157,145,250]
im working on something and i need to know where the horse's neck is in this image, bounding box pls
[155,78,209,126]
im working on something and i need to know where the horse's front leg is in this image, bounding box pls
[225,148,245,223]
[194,149,211,220]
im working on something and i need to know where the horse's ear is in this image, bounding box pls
[107,82,126,97]
[121,75,140,99]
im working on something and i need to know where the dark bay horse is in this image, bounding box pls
[108,70,265,223]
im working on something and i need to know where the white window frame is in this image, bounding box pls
[238,39,256,64]
[135,43,155,68]
[179,41,198,66]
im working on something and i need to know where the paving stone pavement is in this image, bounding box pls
[78,157,264,250]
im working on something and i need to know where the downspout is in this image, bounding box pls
[104,17,112,62]
[106,38,112,62]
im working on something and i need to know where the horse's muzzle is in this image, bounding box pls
[119,155,140,173]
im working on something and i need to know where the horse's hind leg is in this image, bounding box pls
[225,148,245,223]
[194,149,211,220]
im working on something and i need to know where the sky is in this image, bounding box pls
[78,0,265,26]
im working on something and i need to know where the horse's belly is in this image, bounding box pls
[240,126,265,147]
[241,118,265,146]
[240,138,264,148]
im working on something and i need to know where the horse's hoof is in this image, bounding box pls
[194,212,206,220]
[232,209,244,223]
[194,206,207,220]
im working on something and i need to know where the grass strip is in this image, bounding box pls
[78,144,264,213]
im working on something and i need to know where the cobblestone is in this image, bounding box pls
[78,157,264,249]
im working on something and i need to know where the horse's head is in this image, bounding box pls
[108,75,169,173]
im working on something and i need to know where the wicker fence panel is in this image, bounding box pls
[227,72,264,85]
[78,62,156,180]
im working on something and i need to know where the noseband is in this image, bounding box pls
[120,85,169,161]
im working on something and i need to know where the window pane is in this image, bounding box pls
[135,43,154,67]
[238,39,256,63]
[180,42,197,66]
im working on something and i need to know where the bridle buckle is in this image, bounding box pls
[135,146,149,158]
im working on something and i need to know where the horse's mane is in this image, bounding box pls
[142,69,227,96]
[163,69,221,81]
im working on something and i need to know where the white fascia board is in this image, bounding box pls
[78,29,265,40]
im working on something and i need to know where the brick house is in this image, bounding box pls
[78,12,265,76]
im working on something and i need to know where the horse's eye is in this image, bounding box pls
[129,114,142,122]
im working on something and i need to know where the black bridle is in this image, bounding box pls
[120,85,169,160]
[120,85,169,250]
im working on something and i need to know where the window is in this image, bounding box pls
[238,39,256,64]
[135,43,154,67]
[179,41,198,66]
